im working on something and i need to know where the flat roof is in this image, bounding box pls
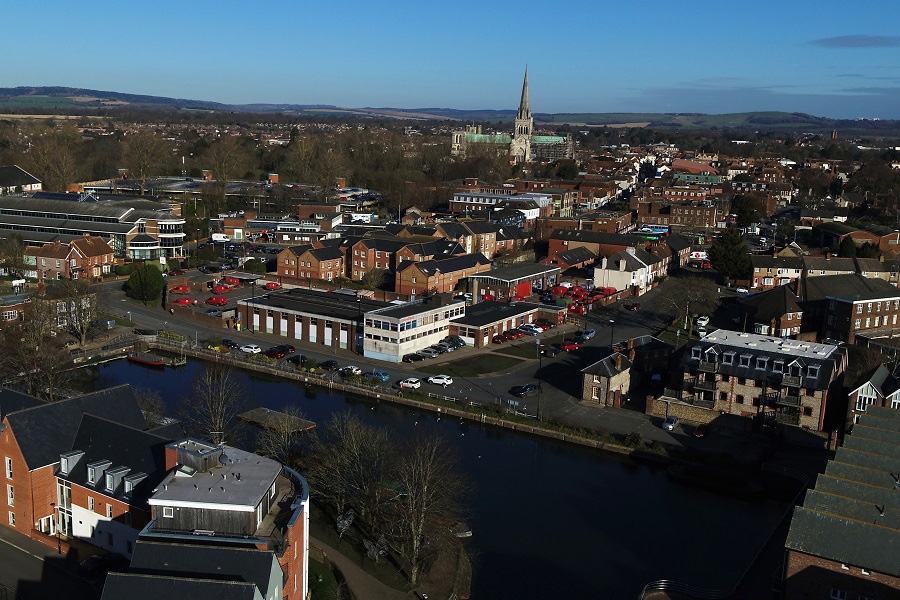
[240,287,390,321]
[369,296,464,319]
[149,444,280,510]
[455,301,556,328]
[469,263,561,284]
[700,330,840,360]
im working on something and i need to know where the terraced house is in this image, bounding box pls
[395,253,492,296]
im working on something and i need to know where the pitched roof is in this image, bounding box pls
[0,389,44,421]
[302,246,344,261]
[398,253,490,275]
[802,255,856,272]
[436,222,470,239]
[740,285,802,322]
[0,165,40,188]
[71,236,114,257]
[855,257,890,273]
[550,229,646,246]
[101,572,259,600]
[462,220,502,235]
[24,243,70,260]
[5,385,147,470]
[665,234,691,252]
[581,351,632,377]
[750,255,803,270]
[803,273,900,303]
[556,246,597,265]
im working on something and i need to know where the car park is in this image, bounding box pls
[240,344,262,354]
[170,298,192,306]
[427,374,453,386]
[518,324,541,336]
[205,296,227,306]
[418,348,440,358]
[510,384,541,397]
[436,342,456,352]
[364,370,390,382]
[492,335,507,344]
[403,353,426,363]
[339,365,362,376]
[170,285,189,294]
[265,282,282,290]
[428,345,448,354]
[399,377,421,389]
[661,416,679,431]
[560,340,580,352]
[443,336,465,347]
[320,360,340,371]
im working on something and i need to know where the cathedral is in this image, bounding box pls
[450,68,574,163]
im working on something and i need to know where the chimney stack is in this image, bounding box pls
[616,353,622,370]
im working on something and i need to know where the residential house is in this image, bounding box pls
[592,247,653,295]
[802,274,900,343]
[0,166,42,195]
[24,242,71,281]
[750,254,804,291]
[395,253,492,296]
[581,351,632,407]
[677,331,846,431]
[546,229,646,265]
[276,245,313,279]
[783,406,900,600]
[845,364,900,427]
[739,285,803,338]
[615,336,675,378]
[854,257,892,283]
[294,247,345,282]
[802,255,856,279]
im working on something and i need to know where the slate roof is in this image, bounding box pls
[785,406,900,577]
[855,257,890,273]
[0,389,44,421]
[101,572,258,600]
[398,253,490,275]
[468,262,561,283]
[802,255,856,273]
[815,221,858,235]
[803,273,900,303]
[581,351,632,377]
[303,246,344,262]
[402,240,466,257]
[740,285,802,322]
[750,255,803,270]
[436,222,470,239]
[127,539,277,597]
[462,220,501,235]
[556,246,597,266]
[496,226,528,242]
[0,165,40,188]
[550,229,646,246]
[604,249,650,272]
[5,385,147,470]
[665,234,691,253]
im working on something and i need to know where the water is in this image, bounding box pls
[87,359,785,600]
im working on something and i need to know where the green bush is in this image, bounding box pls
[115,264,135,276]
[623,431,643,448]
[126,265,165,305]
[167,259,182,271]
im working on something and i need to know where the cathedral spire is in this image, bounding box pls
[517,66,531,120]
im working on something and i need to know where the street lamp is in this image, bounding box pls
[357,297,363,354]
[609,319,615,349]
[535,339,543,421]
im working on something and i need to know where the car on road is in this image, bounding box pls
[418,348,440,358]
[240,344,262,354]
[427,374,453,386]
[320,360,340,371]
[399,377,421,389]
[560,340,580,352]
[205,296,227,306]
[510,384,541,397]
[695,315,710,327]
[364,370,390,382]
[263,347,286,359]
[170,298,192,306]
[403,353,426,363]
[339,365,362,376]
[198,265,222,274]
[693,423,709,438]
[661,416,679,431]
[221,338,239,350]
[541,346,562,358]
[205,308,223,317]
[736,287,749,294]
[580,328,596,341]
[170,285,189,294]
[492,334,507,344]
[273,344,295,354]
[265,282,282,290]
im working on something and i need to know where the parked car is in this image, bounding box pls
[170,298,192,306]
[580,328,596,341]
[169,269,186,276]
[510,384,541,397]
[428,345,448,354]
[693,423,709,438]
[399,377,421,389]
[492,334,507,344]
[403,353,426,363]
[736,287,749,294]
[320,360,340,371]
[427,374,453,386]
[443,336,466,347]
[695,315,710,327]
[560,340,580,352]
[170,285,189,294]
[212,284,231,294]
[264,281,283,290]
[339,365,362,376]
[273,344,295,354]
[240,344,262,354]
[518,324,541,336]
[221,339,239,350]
[661,416,679,431]
[535,318,556,329]
[435,342,456,352]
[541,346,562,358]
[503,330,524,340]
[263,347,286,359]
[418,348,440,358]
[205,308,223,317]
[364,370,390,382]
[205,296,228,306]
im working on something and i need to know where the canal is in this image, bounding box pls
[87,359,786,600]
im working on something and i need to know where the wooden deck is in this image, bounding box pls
[238,407,316,433]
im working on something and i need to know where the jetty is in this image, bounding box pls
[238,407,317,433]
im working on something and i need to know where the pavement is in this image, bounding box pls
[312,537,412,600]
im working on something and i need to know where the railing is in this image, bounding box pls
[693,379,717,392]
[781,375,801,387]
[638,579,731,600]
[698,360,718,373]
[776,395,801,407]
[775,411,800,425]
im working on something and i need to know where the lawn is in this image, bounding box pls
[493,341,542,359]
[417,353,522,377]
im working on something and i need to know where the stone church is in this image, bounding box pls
[450,69,574,163]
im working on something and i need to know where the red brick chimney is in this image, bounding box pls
[616,353,622,370]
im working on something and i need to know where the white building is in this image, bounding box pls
[363,296,466,362]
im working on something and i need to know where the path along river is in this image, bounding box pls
[86,359,785,600]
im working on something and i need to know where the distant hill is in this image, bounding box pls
[1,86,898,136]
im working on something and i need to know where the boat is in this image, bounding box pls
[451,520,472,538]
[127,352,166,367]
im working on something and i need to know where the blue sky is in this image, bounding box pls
[4,0,900,119]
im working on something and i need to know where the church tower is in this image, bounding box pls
[510,67,533,163]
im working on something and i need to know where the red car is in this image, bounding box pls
[503,330,524,340]
[170,285,189,294]
[265,282,282,290]
[205,296,227,306]
[492,334,507,344]
[169,269,186,276]
[212,284,230,294]
[170,298,192,306]
[560,340,580,352]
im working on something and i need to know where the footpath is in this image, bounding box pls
[312,537,414,600]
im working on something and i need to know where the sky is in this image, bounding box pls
[4,0,900,119]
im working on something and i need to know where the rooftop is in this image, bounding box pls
[240,288,390,322]
[455,300,553,328]
[699,330,839,360]
[468,262,561,283]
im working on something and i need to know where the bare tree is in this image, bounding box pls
[123,131,171,195]
[134,386,167,429]
[25,124,81,192]
[255,405,311,468]
[57,279,97,346]
[391,428,467,585]
[204,136,251,208]
[361,268,386,290]
[180,364,247,444]
[0,300,73,401]
[0,234,26,278]
[656,276,720,331]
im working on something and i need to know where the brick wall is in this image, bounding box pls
[0,425,36,536]
[785,549,900,600]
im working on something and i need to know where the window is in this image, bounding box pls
[868,302,873,313]
[162,507,174,518]
[807,366,819,378]
[106,504,113,518]
[773,361,784,373]
[6,485,12,507]
[861,569,870,576]
[105,473,114,492]
[857,304,863,314]
[4,458,10,479]
[736,395,744,404]
[88,497,94,511]
[691,347,702,360]
[803,407,813,416]
[738,377,746,385]
[739,355,750,367]
[719,392,728,401]
[855,319,861,329]
[7,512,14,526]
[722,353,734,365]
[756,357,768,370]
[60,457,69,475]
[829,588,846,600]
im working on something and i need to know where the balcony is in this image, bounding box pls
[775,412,800,426]
[776,395,802,407]
[781,375,801,387]
[698,360,718,373]
[688,396,716,409]
[693,379,718,392]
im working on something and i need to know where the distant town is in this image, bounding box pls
[0,71,899,600]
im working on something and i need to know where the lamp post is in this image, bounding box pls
[535,339,543,421]
[357,297,363,354]
[609,319,615,349]
[250,280,256,332]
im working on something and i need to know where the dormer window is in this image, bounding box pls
[773,361,784,373]
[106,473,114,492]
[739,355,751,368]
[60,457,69,475]
[88,468,95,484]
[807,366,820,379]
[722,353,735,365]
[691,347,702,360]
[756,357,768,370]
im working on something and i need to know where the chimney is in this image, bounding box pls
[615,353,622,370]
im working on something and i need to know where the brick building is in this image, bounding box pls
[801,274,900,344]
[739,285,803,338]
[750,254,803,291]
[395,253,491,296]
[276,246,344,282]
[581,351,632,407]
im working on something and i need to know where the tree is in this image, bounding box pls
[858,242,880,259]
[256,405,311,468]
[179,364,247,445]
[124,131,171,195]
[708,227,751,280]
[126,264,165,305]
[56,279,98,346]
[0,234,26,278]
[361,268,386,290]
[391,428,467,585]
[204,136,252,208]
[838,236,857,258]
[25,124,81,192]
[135,386,167,429]
[0,300,72,401]
[657,276,721,332]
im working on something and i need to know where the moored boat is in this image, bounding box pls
[127,352,166,367]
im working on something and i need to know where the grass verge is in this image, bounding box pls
[417,353,522,377]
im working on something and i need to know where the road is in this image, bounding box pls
[0,529,99,600]
[95,273,689,446]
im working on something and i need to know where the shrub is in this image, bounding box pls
[115,264,135,277]
[623,431,643,448]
